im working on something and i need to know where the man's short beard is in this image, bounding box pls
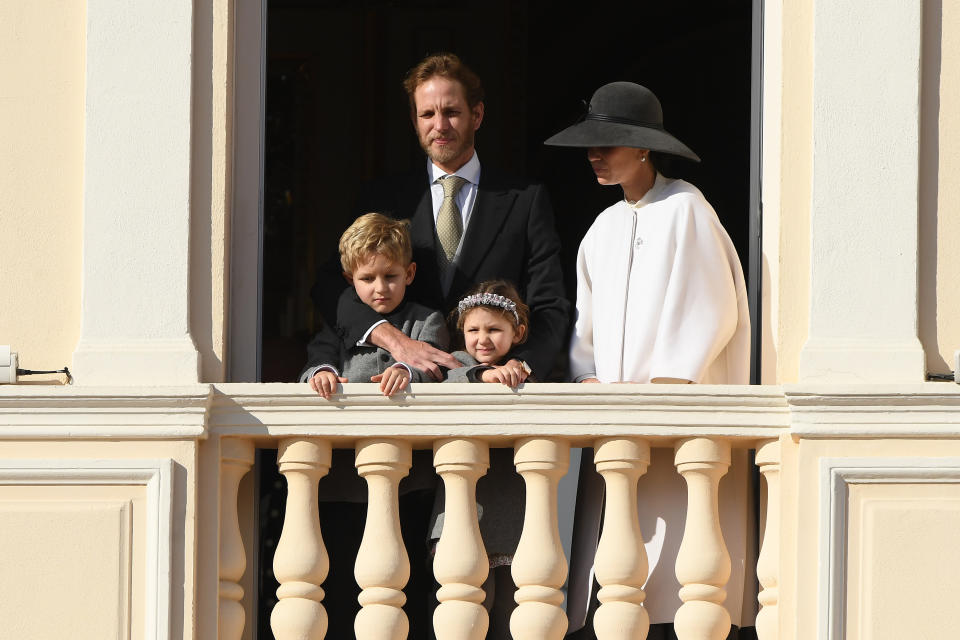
[422,130,475,167]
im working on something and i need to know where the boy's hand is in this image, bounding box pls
[371,366,411,397]
[480,359,529,387]
[370,324,460,380]
[309,370,347,399]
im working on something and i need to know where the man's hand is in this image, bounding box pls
[370,366,411,397]
[309,370,348,399]
[579,377,601,384]
[479,358,529,387]
[369,323,461,381]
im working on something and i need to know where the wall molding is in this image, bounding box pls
[818,457,960,640]
[0,458,175,640]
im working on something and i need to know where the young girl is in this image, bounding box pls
[444,280,532,386]
[431,280,531,638]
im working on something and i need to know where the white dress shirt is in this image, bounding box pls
[358,152,482,345]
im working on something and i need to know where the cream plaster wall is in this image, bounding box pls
[920,0,960,375]
[845,482,960,638]
[0,2,84,384]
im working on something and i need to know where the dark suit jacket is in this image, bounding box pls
[313,166,570,379]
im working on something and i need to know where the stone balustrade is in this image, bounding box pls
[212,383,788,640]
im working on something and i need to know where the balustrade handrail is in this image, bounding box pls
[209,382,789,446]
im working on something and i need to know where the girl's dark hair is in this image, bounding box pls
[452,279,529,344]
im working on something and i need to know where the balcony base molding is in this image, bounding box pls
[786,384,960,437]
[72,338,200,386]
[0,385,210,438]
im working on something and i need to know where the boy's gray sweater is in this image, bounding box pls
[300,299,448,384]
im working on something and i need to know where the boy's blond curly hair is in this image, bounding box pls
[339,213,412,275]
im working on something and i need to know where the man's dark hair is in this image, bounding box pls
[402,52,485,114]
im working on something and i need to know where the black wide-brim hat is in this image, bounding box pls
[544,81,700,162]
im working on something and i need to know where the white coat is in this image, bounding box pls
[566,174,754,629]
[569,174,750,385]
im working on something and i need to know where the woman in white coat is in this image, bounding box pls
[545,82,753,639]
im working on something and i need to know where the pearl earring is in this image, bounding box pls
[640,155,647,162]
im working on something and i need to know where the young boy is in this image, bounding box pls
[300,212,449,397]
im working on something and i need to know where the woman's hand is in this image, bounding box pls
[309,370,347,399]
[371,366,411,397]
[480,358,529,387]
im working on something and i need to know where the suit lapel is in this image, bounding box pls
[407,180,434,249]
[457,180,515,281]
[405,177,445,308]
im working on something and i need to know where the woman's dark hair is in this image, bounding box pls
[648,150,677,177]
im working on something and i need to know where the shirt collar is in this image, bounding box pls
[428,151,481,185]
[626,172,668,209]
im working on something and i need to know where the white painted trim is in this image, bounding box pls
[760,0,783,385]
[800,0,925,383]
[73,0,199,385]
[0,459,175,640]
[818,457,960,640]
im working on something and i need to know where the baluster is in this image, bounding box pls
[755,439,781,640]
[354,439,412,640]
[433,438,490,640]
[219,438,255,640]
[510,438,570,640]
[271,438,332,640]
[593,437,651,640]
[673,437,731,640]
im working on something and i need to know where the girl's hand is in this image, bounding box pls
[371,366,411,397]
[310,370,347,399]
[480,358,529,387]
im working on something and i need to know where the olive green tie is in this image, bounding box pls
[437,175,467,262]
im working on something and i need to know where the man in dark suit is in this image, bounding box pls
[316,52,569,383]
[307,53,569,640]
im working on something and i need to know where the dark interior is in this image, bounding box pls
[260,0,754,383]
[257,1,755,636]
